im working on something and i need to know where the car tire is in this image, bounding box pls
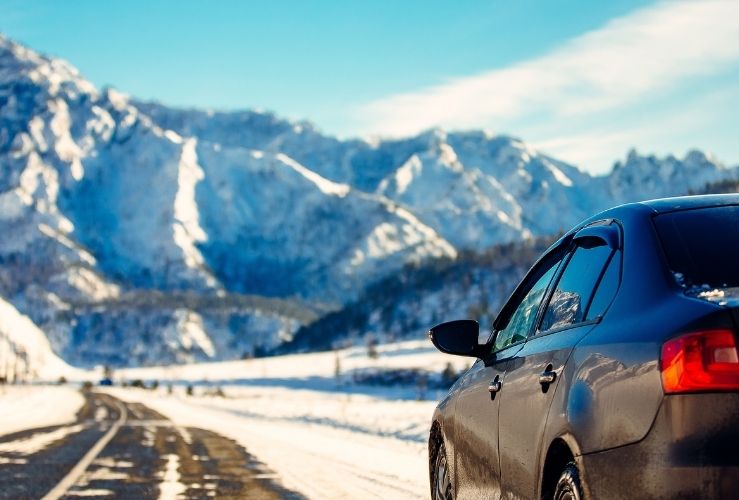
[553,462,583,500]
[433,441,453,500]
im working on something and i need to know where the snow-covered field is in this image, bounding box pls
[114,339,469,389]
[0,385,84,437]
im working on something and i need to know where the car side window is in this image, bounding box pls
[586,250,621,320]
[493,257,562,352]
[538,244,613,333]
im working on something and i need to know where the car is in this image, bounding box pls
[428,194,739,499]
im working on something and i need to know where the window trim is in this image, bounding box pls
[488,243,569,355]
[492,237,572,333]
[583,249,622,321]
[531,317,601,339]
[484,337,531,364]
[534,246,612,336]
[531,244,576,336]
[487,219,623,356]
[532,221,623,337]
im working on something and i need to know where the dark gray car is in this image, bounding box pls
[429,194,739,499]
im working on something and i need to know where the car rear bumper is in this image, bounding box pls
[580,393,739,499]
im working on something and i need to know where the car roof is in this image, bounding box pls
[637,193,739,214]
[538,194,739,267]
[552,193,739,251]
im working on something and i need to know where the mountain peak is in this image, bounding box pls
[607,148,735,202]
[684,148,721,167]
[0,33,97,100]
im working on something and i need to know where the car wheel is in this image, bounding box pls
[553,462,583,500]
[433,441,453,500]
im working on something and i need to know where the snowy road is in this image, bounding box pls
[0,391,297,499]
[108,386,436,499]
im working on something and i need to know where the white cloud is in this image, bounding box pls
[354,1,739,137]
[530,80,739,173]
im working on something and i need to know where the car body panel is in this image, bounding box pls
[429,195,739,499]
[498,323,595,498]
[580,393,739,498]
[452,346,522,498]
[431,388,458,496]
[563,296,724,456]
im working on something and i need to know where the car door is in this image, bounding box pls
[497,223,622,499]
[453,245,566,498]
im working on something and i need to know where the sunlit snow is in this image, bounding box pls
[275,153,351,197]
[172,138,209,270]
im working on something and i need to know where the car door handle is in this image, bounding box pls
[539,369,557,385]
[488,379,502,393]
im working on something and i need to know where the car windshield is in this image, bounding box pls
[654,205,739,291]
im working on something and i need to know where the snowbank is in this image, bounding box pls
[0,385,84,437]
[115,339,470,389]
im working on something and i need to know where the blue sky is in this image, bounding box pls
[1,0,738,173]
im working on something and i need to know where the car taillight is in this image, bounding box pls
[661,329,739,393]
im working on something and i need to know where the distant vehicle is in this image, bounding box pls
[429,195,739,499]
[99,378,113,386]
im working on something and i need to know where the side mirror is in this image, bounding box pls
[428,320,484,358]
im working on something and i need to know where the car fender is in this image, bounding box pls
[430,381,461,494]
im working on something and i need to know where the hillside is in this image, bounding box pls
[283,237,556,352]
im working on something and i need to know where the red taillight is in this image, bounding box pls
[661,329,739,393]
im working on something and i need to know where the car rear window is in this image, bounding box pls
[654,205,739,289]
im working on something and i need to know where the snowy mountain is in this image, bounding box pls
[607,148,733,202]
[375,130,600,247]
[0,35,456,368]
[0,34,737,368]
[140,106,739,249]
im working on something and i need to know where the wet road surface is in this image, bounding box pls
[0,391,301,499]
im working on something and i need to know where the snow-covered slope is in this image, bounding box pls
[375,130,604,247]
[0,296,79,380]
[0,34,737,367]
[286,237,554,353]
[145,105,739,250]
[193,145,454,300]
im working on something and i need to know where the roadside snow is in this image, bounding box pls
[0,423,85,454]
[0,385,84,437]
[115,339,469,387]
